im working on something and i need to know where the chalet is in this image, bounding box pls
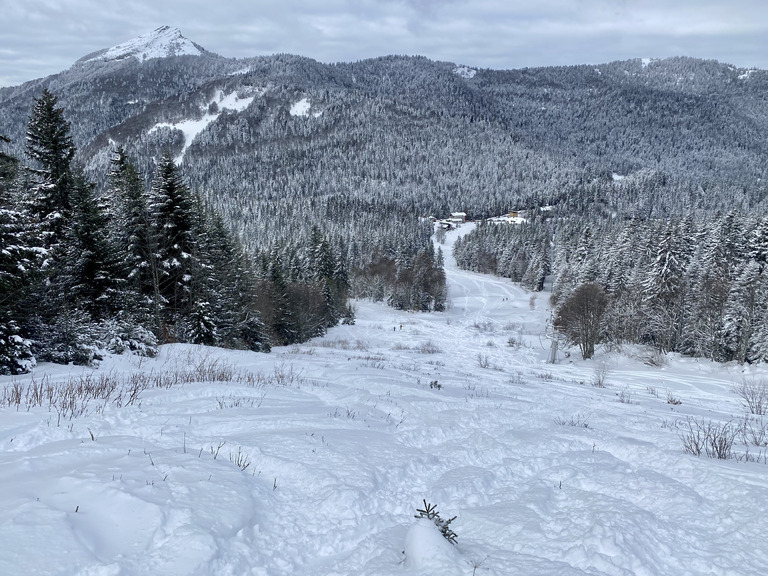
[450,211,467,222]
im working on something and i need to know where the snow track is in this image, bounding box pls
[1,225,767,575]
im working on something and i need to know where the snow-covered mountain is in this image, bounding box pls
[1,28,767,261]
[79,25,205,63]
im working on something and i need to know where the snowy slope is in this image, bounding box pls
[149,90,255,164]
[83,26,203,63]
[1,224,767,575]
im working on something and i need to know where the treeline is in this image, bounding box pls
[454,210,768,364]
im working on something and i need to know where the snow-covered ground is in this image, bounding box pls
[2,224,767,575]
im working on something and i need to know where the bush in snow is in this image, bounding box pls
[414,499,458,545]
[680,417,738,459]
[554,282,608,360]
[30,309,101,366]
[97,317,158,357]
[734,378,768,415]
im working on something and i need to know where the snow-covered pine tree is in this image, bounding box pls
[146,151,196,338]
[0,137,36,373]
[108,147,161,324]
[642,219,688,352]
[24,89,76,251]
[61,168,122,320]
[721,261,763,363]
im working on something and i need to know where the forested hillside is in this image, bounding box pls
[1,28,767,370]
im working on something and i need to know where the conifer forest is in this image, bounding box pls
[1,35,767,372]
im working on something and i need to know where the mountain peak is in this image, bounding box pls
[83,26,204,64]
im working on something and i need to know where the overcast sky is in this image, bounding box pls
[1,0,766,87]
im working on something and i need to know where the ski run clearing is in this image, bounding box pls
[1,224,767,575]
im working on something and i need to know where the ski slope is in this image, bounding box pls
[1,224,767,575]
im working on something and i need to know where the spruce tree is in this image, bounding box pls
[24,89,76,250]
[62,169,121,319]
[108,147,160,322]
[147,151,196,337]
[0,138,35,373]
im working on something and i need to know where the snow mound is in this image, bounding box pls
[403,519,462,574]
[454,65,477,79]
[86,26,202,63]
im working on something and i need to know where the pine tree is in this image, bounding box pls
[721,261,762,363]
[108,147,160,322]
[266,248,295,344]
[642,220,687,352]
[61,169,121,319]
[0,138,36,373]
[432,247,447,311]
[147,151,196,336]
[748,217,768,273]
[24,89,76,250]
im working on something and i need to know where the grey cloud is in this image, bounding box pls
[0,0,765,87]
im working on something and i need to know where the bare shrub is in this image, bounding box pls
[360,355,386,369]
[666,391,682,406]
[229,447,251,471]
[272,362,302,386]
[739,415,768,447]
[477,354,490,369]
[472,321,495,333]
[591,361,609,388]
[734,378,768,415]
[641,348,667,367]
[318,339,350,350]
[680,417,738,459]
[618,387,632,404]
[554,413,590,428]
[680,417,706,456]
[418,341,441,354]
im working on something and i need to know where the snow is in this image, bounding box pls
[453,66,477,79]
[738,69,756,80]
[403,519,461,573]
[85,26,201,64]
[148,90,254,163]
[2,224,768,575]
[487,214,527,225]
[289,98,312,117]
[612,172,626,181]
[641,58,653,68]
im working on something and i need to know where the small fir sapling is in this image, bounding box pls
[415,499,458,545]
